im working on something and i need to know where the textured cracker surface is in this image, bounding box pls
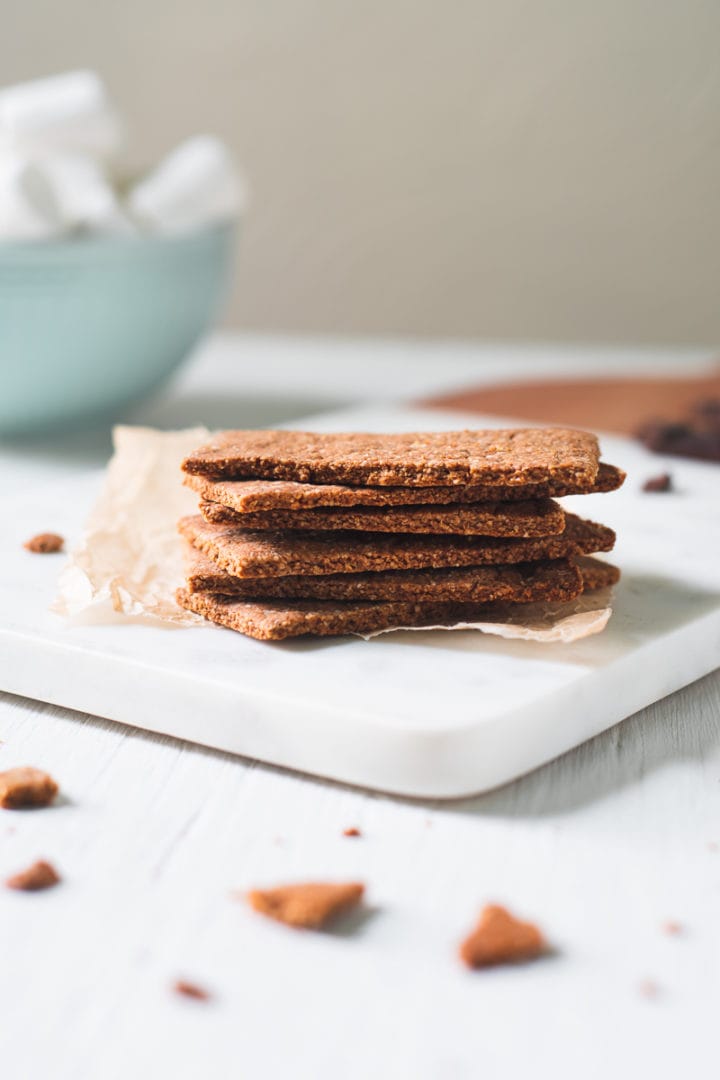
[178,512,615,579]
[176,555,617,640]
[575,555,621,591]
[183,544,583,603]
[184,462,624,512]
[176,588,561,641]
[182,428,600,487]
[197,496,566,537]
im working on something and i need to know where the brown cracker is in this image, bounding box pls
[178,512,615,579]
[247,882,365,928]
[575,555,621,591]
[459,904,546,969]
[184,461,624,512]
[183,545,583,603]
[177,588,594,641]
[182,428,600,487]
[0,767,59,810]
[198,496,566,537]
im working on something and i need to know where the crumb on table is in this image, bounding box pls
[0,766,59,810]
[247,881,365,929]
[173,980,211,1002]
[5,859,61,891]
[459,904,546,969]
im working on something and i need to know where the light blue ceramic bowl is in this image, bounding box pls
[0,222,235,435]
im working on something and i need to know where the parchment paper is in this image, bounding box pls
[55,426,613,641]
[54,426,209,625]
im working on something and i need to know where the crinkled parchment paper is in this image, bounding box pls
[363,591,612,642]
[55,426,612,641]
[54,426,209,625]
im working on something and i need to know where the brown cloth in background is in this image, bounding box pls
[423,369,720,433]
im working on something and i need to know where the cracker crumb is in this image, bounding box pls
[342,827,361,838]
[638,978,661,999]
[0,767,59,809]
[642,473,672,493]
[6,859,60,891]
[174,980,211,1001]
[247,881,365,929]
[662,920,683,936]
[459,904,546,969]
[24,532,64,554]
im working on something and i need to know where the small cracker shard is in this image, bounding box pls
[174,980,211,1001]
[24,532,64,554]
[6,859,60,891]
[0,766,59,809]
[343,827,362,837]
[248,881,365,929]
[459,904,546,969]
[642,473,672,493]
[662,920,682,936]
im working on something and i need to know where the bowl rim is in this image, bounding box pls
[0,219,236,263]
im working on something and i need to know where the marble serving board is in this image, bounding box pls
[1,404,719,798]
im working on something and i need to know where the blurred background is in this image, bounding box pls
[3,0,719,344]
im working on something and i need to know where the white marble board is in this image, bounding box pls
[1,404,719,798]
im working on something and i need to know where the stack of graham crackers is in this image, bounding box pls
[176,428,623,641]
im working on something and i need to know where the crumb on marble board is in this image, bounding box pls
[23,532,64,554]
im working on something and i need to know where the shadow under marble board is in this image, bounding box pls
[0,403,719,798]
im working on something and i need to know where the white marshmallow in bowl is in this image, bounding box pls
[0,154,65,240]
[0,70,121,161]
[127,135,245,233]
[36,154,134,234]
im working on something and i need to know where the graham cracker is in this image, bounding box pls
[177,512,615,579]
[183,544,583,603]
[197,496,566,537]
[574,555,621,591]
[176,588,580,641]
[182,428,600,487]
[183,461,625,512]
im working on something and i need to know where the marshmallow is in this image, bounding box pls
[127,135,245,233]
[0,70,121,161]
[0,154,65,241]
[35,154,134,234]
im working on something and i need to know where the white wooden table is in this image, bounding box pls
[1,335,719,1080]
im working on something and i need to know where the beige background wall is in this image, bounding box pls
[4,0,720,343]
